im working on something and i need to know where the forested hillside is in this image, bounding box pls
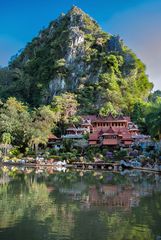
[0,6,153,115]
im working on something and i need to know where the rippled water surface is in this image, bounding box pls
[0,167,161,240]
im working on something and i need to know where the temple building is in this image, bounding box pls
[53,113,141,148]
[47,134,62,150]
[82,114,139,147]
[62,124,90,140]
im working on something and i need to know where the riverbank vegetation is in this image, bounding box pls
[0,90,160,161]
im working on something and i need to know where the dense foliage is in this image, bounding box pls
[131,91,161,139]
[0,93,78,155]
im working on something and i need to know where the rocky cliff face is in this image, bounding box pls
[48,6,104,97]
[9,6,152,112]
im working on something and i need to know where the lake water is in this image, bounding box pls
[0,166,161,240]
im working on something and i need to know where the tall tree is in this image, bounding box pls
[51,93,79,135]
[29,105,56,156]
[51,93,78,123]
[0,97,32,149]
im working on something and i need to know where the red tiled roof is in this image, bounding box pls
[102,126,117,135]
[109,127,129,134]
[94,114,116,122]
[89,127,133,143]
[48,134,58,140]
[106,113,115,121]
[89,126,132,137]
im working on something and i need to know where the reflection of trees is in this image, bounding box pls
[99,211,153,240]
[49,171,161,240]
[130,193,161,238]
[0,176,77,238]
[0,169,161,240]
[0,181,53,229]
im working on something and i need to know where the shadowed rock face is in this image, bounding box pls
[9,6,152,109]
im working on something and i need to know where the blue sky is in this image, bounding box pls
[0,0,161,90]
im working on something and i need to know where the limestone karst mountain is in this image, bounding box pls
[1,6,153,113]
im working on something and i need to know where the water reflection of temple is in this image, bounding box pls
[57,179,161,211]
[1,166,161,212]
[56,184,141,210]
[86,185,140,210]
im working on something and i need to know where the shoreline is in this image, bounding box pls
[1,161,161,174]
